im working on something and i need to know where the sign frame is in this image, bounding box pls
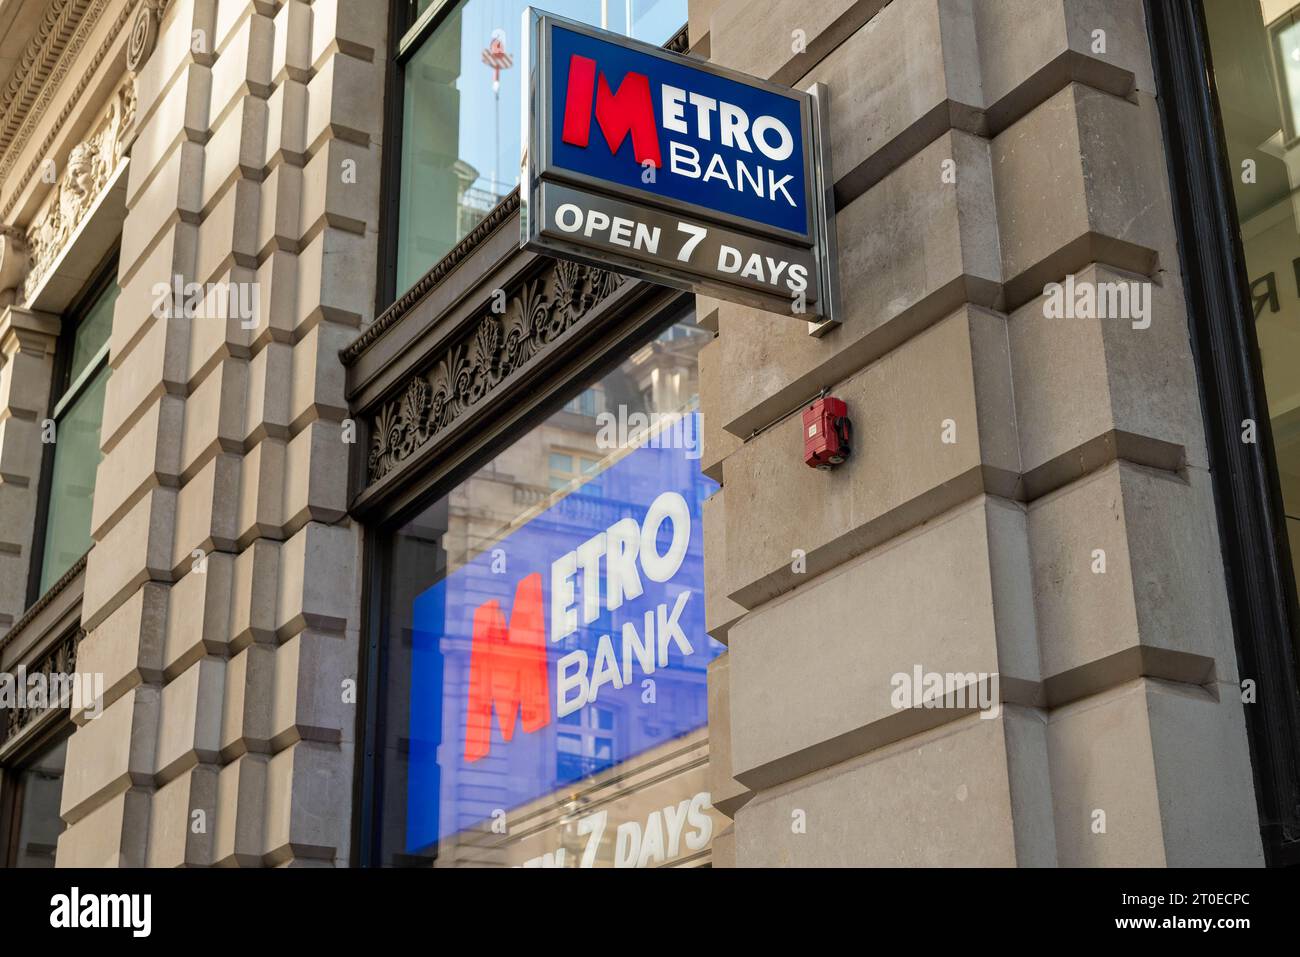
[519,8,840,333]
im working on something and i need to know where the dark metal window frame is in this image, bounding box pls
[0,697,75,867]
[25,251,119,611]
[374,1,690,313]
[377,0,500,313]
[1146,0,1300,865]
[374,0,426,311]
[351,292,693,866]
[354,1,694,866]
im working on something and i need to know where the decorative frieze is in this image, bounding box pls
[0,0,138,220]
[367,259,622,483]
[0,0,90,162]
[0,628,82,749]
[18,80,135,304]
[664,23,690,55]
[126,0,168,73]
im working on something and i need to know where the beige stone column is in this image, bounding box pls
[0,306,61,629]
[696,0,1264,866]
[58,0,383,867]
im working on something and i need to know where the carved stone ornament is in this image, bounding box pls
[0,225,28,302]
[126,0,166,73]
[19,79,135,303]
[367,260,623,484]
[0,629,81,747]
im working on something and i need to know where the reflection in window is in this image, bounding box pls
[6,735,70,867]
[548,450,603,491]
[556,706,616,780]
[39,280,118,592]
[562,388,601,417]
[395,0,687,294]
[378,313,720,867]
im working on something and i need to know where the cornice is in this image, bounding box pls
[0,0,86,158]
[0,553,85,654]
[0,0,139,220]
[364,257,623,486]
[340,188,522,366]
[664,23,689,55]
[0,626,83,751]
[340,20,689,370]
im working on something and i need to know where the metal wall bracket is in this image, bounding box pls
[807,82,841,337]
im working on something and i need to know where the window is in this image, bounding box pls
[36,273,118,594]
[548,449,602,491]
[1150,0,1300,859]
[1204,2,1300,604]
[562,387,601,417]
[2,733,70,868]
[556,705,615,780]
[372,311,718,867]
[392,0,688,295]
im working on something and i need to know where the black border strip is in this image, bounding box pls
[25,251,119,611]
[1145,0,1300,864]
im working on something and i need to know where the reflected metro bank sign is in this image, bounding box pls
[406,432,721,852]
[520,9,840,329]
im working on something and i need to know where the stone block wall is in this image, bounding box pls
[691,0,1264,866]
[57,0,382,867]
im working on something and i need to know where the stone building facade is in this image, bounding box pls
[0,0,378,867]
[0,0,1295,867]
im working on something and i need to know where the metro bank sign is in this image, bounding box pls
[405,435,721,852]
[521,10,840,329]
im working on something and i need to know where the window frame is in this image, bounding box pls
[374,0,690,313]
[1145,0,1300,865]
[26,252,119,610]
[0,697,75,868]
[357,1,694,866]
[354,294,696,866]
[377,0,480,313]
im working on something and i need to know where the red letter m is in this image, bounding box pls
[464,573,550,762]
[561,53,662,168]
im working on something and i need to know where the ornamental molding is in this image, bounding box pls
[0,227,28,303]
[340,23,687,369]
[342,189,523,366]
[663,23,690,55]
[367,259,622,484]
[0,0,90,161]
[0,0,143,220]
[0,628,82,749]
[17,78,135,304]
[125,0,167,73]
[0,554,86,655]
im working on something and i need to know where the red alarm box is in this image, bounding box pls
[802,396,851,470]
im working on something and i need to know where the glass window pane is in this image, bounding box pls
[40,365,109,591]
[379,314,717,867]
[65,282,118,392]
[395,0,686,293]
[409,0,437,26]
[9,736,69,868]
[1206,2,1300,603]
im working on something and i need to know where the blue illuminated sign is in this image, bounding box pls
[521,10,840,329]
[406,428,721,852]
[548,25,811,237]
